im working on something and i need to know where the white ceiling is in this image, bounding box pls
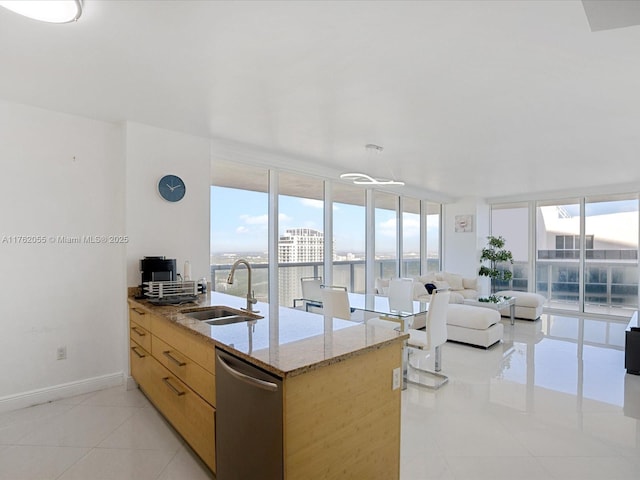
[1,0,639,201]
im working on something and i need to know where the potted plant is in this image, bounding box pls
[479,235,513,293]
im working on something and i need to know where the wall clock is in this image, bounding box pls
[158,174,186,202]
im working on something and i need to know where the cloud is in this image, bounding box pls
[377,214,420,238]
[236,226,250,234]
[402,213,420,238]
[378,217,396,237]
[300,198,323,209]
[239,214,268,225]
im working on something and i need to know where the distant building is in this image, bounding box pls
[278,228,332,306]
[278,228,327,263]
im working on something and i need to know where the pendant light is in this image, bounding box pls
[0,0,83,23]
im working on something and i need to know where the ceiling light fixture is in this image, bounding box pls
[340,143,405,186]
[0,0,83,23]
[365,143,384,153]
[339,173,405,186]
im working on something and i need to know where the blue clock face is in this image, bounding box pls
[158,174,186,202]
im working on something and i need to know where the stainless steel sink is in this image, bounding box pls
[204,315,258,326]
[180,306,262,325]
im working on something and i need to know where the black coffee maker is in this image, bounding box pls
[140,256,177,284]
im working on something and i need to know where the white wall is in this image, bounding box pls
[0,101,126,409]
[125,122,210,287]
[0,113,212,411]
[443,198,491,295]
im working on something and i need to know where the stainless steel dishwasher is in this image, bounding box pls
[215,347,283,479]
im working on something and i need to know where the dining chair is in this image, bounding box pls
[365,277,415,330]
[406,289,451,389]
[293,277,323,312]
[320,285,352,321]
[388,277,415,314]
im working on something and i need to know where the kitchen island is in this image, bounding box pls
[127,290,407,479]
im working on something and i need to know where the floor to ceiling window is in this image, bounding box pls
[534,195,638,317]
[536,199,581,311]
[210,161,269,302]
[583,195,638,316]
[332,182,366,293]
[402,197,420,277]
[424,202,441,273]
[210,160,443,309]
[278,172,324,308]
[491,203,529,292]
[375,191,399,280]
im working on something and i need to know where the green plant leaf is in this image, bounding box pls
[478,235,514,282]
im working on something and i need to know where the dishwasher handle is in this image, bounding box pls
[216,354,279,392]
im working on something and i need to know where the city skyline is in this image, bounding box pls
[210,186,439,255]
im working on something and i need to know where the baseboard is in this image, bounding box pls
[0,372,125,414]
[125,375,138,391]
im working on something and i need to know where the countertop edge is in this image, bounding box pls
[127,297,408,378]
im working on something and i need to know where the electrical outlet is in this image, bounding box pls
[57,346,67,360]
[392,367,401,390]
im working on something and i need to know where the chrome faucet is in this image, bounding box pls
[227,259,258,313]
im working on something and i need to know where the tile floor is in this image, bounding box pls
[1,313,639,479]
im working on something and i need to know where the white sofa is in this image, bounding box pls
[375,274,504,348]
[375,272,479,304]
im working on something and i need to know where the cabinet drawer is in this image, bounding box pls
[129,342,151,391]
[147,359,216,472]
[152,335,216,407]
[130,320,152,352]
[152,316,215,375]
[129,306,151,331]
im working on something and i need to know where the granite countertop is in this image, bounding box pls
[128,290,408,378]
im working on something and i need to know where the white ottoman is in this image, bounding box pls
[495,290,546,320]
[446,304,503,348]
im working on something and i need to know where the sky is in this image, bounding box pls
[210,186,439,254]
[560,199,638,217]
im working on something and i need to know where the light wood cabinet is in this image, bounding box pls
[152,316,216,375]
[152,335,215,406]
[128,301,403,479]
[130,318,151,353]
[129,339,151,392]
[128,308,216,473]
[283,342,402,479]
[129,306,151,330]
[144,353,216,470]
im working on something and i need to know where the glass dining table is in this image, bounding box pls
[347,292,429,320]
[347,293,430,389]
[295,292,430,389]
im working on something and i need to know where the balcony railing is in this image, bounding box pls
[210,258,428,308]
[538,249,638,260]
[495,259,638,316]
[212,256,638,316]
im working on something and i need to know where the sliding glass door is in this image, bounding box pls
[536,200,581,312]
[584,195,638,316]
[535,195,638,317]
